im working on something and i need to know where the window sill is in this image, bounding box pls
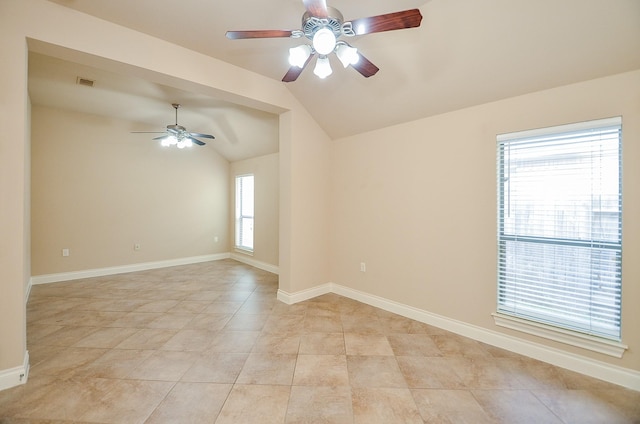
[492,313,628,358]
[234,247,254,256]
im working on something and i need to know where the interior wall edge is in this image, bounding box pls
[0,351,29,392]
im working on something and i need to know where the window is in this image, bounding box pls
[235,174,254,252]
[497,117,622,341]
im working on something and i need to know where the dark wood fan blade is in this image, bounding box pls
[282,53,314,82]
[226,30,294,39]
[188,132,215,139]
[303,0,328,18]
[349,9,423,35]
[351,52,380,78]
[152,135,169,140]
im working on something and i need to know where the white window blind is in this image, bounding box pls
[235,174,254,252]
[497,117,622,340]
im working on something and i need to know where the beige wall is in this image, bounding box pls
[330,70,640,371]
[230,153,280,268]
[31,106,230,275]
[0,0,331,378]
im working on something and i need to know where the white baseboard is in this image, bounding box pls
[30,253,230,285]
[277,283,332,305]
[279,282,640,392]
[230,253,279,275]
[0,351,29,392]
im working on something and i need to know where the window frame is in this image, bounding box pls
[234,174,255,253]
[494,117,626,356]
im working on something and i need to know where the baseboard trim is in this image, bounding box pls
[230,253,279,275]
[0,351,29,392]
[30,253,231,285]
[277,284,332,305]
[25,277,32,304]
[280,282,640,391]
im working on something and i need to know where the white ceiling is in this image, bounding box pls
[32,0,640,160]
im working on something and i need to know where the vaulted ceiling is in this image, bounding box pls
[32,0,640,161]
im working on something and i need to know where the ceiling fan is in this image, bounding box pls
[132,103,215,148]
[225,0,423,82]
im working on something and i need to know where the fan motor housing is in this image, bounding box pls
[302,7,344,39]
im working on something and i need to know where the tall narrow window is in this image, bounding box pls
[235,174,254,252]
[497,117,622,340]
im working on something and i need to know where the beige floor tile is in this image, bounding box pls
[286,385,353,424]
[344,333,394,356]
[30,347,108,378]
[129,350,199,381]
[106,312,163,328]
[160,329,217,352]
[223,313,269,331]
[166,300,211,314]
[304,314,343,333]
[387,333,443,356]
[78,378,174,424]
[72,327,139,348]
[145,382,232,423]
[33,326,99,347]
[185,313,233,331]
[26,323,64,344]
[261,314,306,335]
[33,310,123,327]
[587,388,640,420]
[115,328,178,350]
[396,356,466,389]
[411,389,495,423]
[446,357,526,389]
[203,301,244,314]
[472,389,564,423]
[236,353,297,385]
[431,334,493,357]
[299,333,346,355]
[133,300,180,313]
[12,260,639,423]
[534,389,636,424]
[347,356,407,388]
[501,357,569,390]
[145,313,195,329]
[352,387,423,424]
[74,348,154,379]
[215,384,290,424]
[181,352,249,383]
[252,333,301,354]
[293,355,350,386]
[206,330,260,353]
[341,314,387,335]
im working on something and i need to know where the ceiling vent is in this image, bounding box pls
[76,77,94,87]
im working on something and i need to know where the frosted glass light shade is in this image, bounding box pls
[313,56,332,79]
[336,44,359,67]
[312,27,336,55]
[288,45,312,68]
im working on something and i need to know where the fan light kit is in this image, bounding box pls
[131,104,215,148]
[226,0,423,82]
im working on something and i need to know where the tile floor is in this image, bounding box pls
[0,259,638,423]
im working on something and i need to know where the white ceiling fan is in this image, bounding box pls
[132,103,215,148]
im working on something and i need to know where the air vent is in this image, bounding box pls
[76,77,95,87]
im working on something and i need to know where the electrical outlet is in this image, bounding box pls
[62,248,70,257]
[214,236,219,243]
[134,243,141,251]
[360,262,366,272]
